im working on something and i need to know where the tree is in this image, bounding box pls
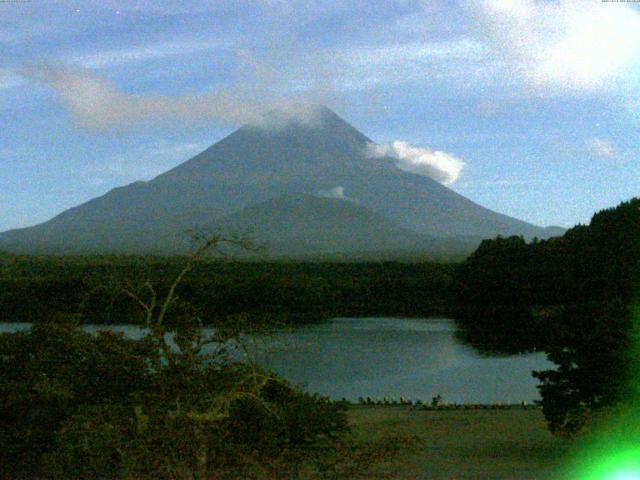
[531,199,640,436]
[454,198,640,435]
[532,300,635,436]
[0,233,348,479]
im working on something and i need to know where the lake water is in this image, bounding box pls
[0,318,552,404]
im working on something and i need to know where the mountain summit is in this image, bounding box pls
[0,107,562,257]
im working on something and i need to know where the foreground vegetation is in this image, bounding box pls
[0,320,566,479]
[0,321,350,479]
[0,238,350,480]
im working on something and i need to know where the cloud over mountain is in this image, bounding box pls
[367,141,464,185]
[24,64,329,129]
[318,186,347,199]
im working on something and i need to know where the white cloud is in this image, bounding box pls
[588,138,617,159]
[367,141,464,185]
[470,0,640,93]
[318,186,346,199]
[24,64,328,129]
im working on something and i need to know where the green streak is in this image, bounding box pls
[573,447,640,479]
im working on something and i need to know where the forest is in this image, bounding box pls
[0,256,454,325]
[454,198,640,434]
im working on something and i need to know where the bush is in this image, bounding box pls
[0,322,151,478]
[0,323,348,479]
[0,235,349,479]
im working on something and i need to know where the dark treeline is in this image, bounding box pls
[454,198,640,353]
[0,257,455,326]
[454,198,640,434]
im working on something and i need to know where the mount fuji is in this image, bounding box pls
[0,107,563,258]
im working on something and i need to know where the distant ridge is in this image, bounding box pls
[212,193,481,259]
[0,107,563,257]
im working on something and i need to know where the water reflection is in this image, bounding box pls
[0,318,551,403]
[251,318,551,403]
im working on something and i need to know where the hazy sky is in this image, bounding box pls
[1,0,639,231]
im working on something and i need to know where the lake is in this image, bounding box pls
[0,317,552,404]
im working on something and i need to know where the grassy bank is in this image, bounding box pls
[339,406,567,479]
[227,405,569,479]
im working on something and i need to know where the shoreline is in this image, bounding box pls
[343,399,540,410]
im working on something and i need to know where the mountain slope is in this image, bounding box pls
[0,107,562,256]
[215,193,464,257]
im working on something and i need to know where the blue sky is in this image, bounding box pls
[1,0,639,231]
